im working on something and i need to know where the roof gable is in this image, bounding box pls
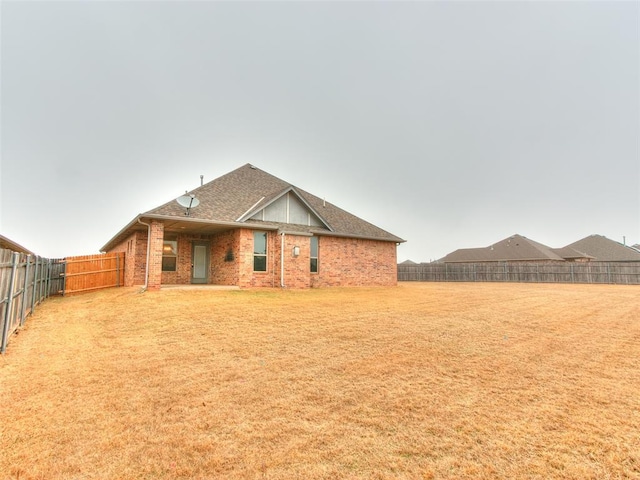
[240,186,331,230]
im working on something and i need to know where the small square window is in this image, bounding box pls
[162,256,177,271]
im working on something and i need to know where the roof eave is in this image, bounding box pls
[310,229,405,243]
[0,234,37,256]
[100,214,282,252]
[100,215,144,253]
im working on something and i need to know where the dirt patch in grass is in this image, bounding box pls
[1,283,639,479]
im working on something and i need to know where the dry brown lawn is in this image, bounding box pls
[1,282,639,479]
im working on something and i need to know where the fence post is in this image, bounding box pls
[607,263,611,284]
[31,257,39,311]
[45,259,51,298]
[116,253,121,288]
[43,259,50,300]
[20,255,31,326]
[62,259,67,296]
[570,263,574,283]
[1,253,20,354]
[37,258,42,302]
[38,257,44,303]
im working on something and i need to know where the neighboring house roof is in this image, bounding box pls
[562,235,640,262]
[102,164,404,251]
[0,234,36,256]
[399,260,417,265]
[440,234,584,263]
[550,246,595,261]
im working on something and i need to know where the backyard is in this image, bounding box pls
[1,282,638,479]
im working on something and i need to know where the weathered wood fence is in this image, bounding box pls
[1,249,125,353]
[0,250,63,354]
[398,262,640,285]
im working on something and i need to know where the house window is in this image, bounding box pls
[162,237,178,272]
[310,236,319,273]
[253,231,267,272]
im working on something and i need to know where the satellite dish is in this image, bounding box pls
[176,194,200,216]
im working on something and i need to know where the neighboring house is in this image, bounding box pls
[101,164,405,289]
[439,234,592,263]
[399,260,418,265]
[439,233,640,263]
[563,234,640,262]
[0,234,36,256]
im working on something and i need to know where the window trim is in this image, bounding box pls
[253,231,268,272]
[310,236,319,274]
[162,236,178,272]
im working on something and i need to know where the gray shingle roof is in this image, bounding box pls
[563,235,640,262]
[115,164,403,245]
[441,234,568,263]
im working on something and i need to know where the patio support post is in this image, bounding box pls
[147,221,164,290]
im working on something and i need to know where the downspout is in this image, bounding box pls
[280,232,285,288]
[137,218,151,292]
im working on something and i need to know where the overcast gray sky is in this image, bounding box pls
[1,1,638,261]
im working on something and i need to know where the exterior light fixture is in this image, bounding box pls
[292,246,300,257]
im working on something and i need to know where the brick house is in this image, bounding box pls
[101,164,404,289]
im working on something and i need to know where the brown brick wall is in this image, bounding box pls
[280,234,311,288]
[107,231,147,287]
[210,229,240,285]
[311,236,398,287]
[237,229,278,288]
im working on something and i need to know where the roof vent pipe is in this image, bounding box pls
[200,175,204,186]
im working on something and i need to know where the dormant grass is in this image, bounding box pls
[1,282,638,479]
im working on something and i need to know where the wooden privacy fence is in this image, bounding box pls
[398,262,640,285]
[62,252,125,295]
[0,250,63,354]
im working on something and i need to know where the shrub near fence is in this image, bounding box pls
[0,249,62,354]
[398,262,640,285]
